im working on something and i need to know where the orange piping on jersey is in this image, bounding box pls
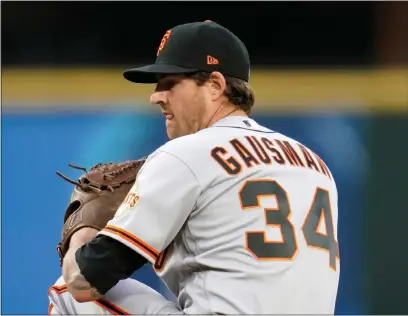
[154,242,173,272]
[154,250,167,272]
[95,298,131,315]
[48,303,54,315]
[102,225,159,261]
[48,284,67,295]
[48,284,131,315]
[47,285,67,315]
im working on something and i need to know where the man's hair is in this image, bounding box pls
[187,71,255,114]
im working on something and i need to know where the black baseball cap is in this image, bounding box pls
[123,21,250,84]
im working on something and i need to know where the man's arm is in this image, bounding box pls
[62,228,103,302]
[65,150,200,302]
[63,230,147,302]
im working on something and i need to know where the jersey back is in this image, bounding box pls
[156,117,339,314]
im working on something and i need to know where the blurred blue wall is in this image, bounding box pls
[1,108,368,314]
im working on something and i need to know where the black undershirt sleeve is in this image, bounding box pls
[75,234,148,295]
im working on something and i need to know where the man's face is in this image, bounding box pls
[150,74,211,140]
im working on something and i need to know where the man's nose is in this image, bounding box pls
[150,91,167,106]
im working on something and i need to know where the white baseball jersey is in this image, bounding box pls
[100,116,340,314]
[48,276,181,315]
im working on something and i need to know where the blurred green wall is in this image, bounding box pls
[365,114,408,314]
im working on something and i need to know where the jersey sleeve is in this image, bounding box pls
[99,149,201,263]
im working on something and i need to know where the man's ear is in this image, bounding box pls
[208,72,226,101]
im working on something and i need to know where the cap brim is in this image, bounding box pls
[123,64,199,84]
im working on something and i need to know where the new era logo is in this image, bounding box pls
[207,55,219,65]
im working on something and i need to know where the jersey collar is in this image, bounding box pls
[211,116,259,128]
[212,116,252,127]
[209,116,275,133]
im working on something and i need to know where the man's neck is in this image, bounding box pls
[206,106,248,128]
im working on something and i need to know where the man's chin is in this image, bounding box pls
[166,128,178,140]
[166,128,186,140]
[167,133,181,140]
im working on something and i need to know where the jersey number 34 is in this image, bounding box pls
[239,179,339,271]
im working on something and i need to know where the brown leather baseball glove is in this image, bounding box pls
[55,158,146,266]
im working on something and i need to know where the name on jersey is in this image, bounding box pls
[211,136,331,179]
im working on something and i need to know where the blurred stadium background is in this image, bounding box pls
[2,1,407,315]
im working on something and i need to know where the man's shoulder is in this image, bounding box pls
[272,132,335,181]
[155,132,213,160]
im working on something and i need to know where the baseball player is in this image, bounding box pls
[62,21,340,314]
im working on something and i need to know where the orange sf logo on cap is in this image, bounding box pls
[157,30,172,56]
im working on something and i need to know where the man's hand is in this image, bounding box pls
[62,228,103,302]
